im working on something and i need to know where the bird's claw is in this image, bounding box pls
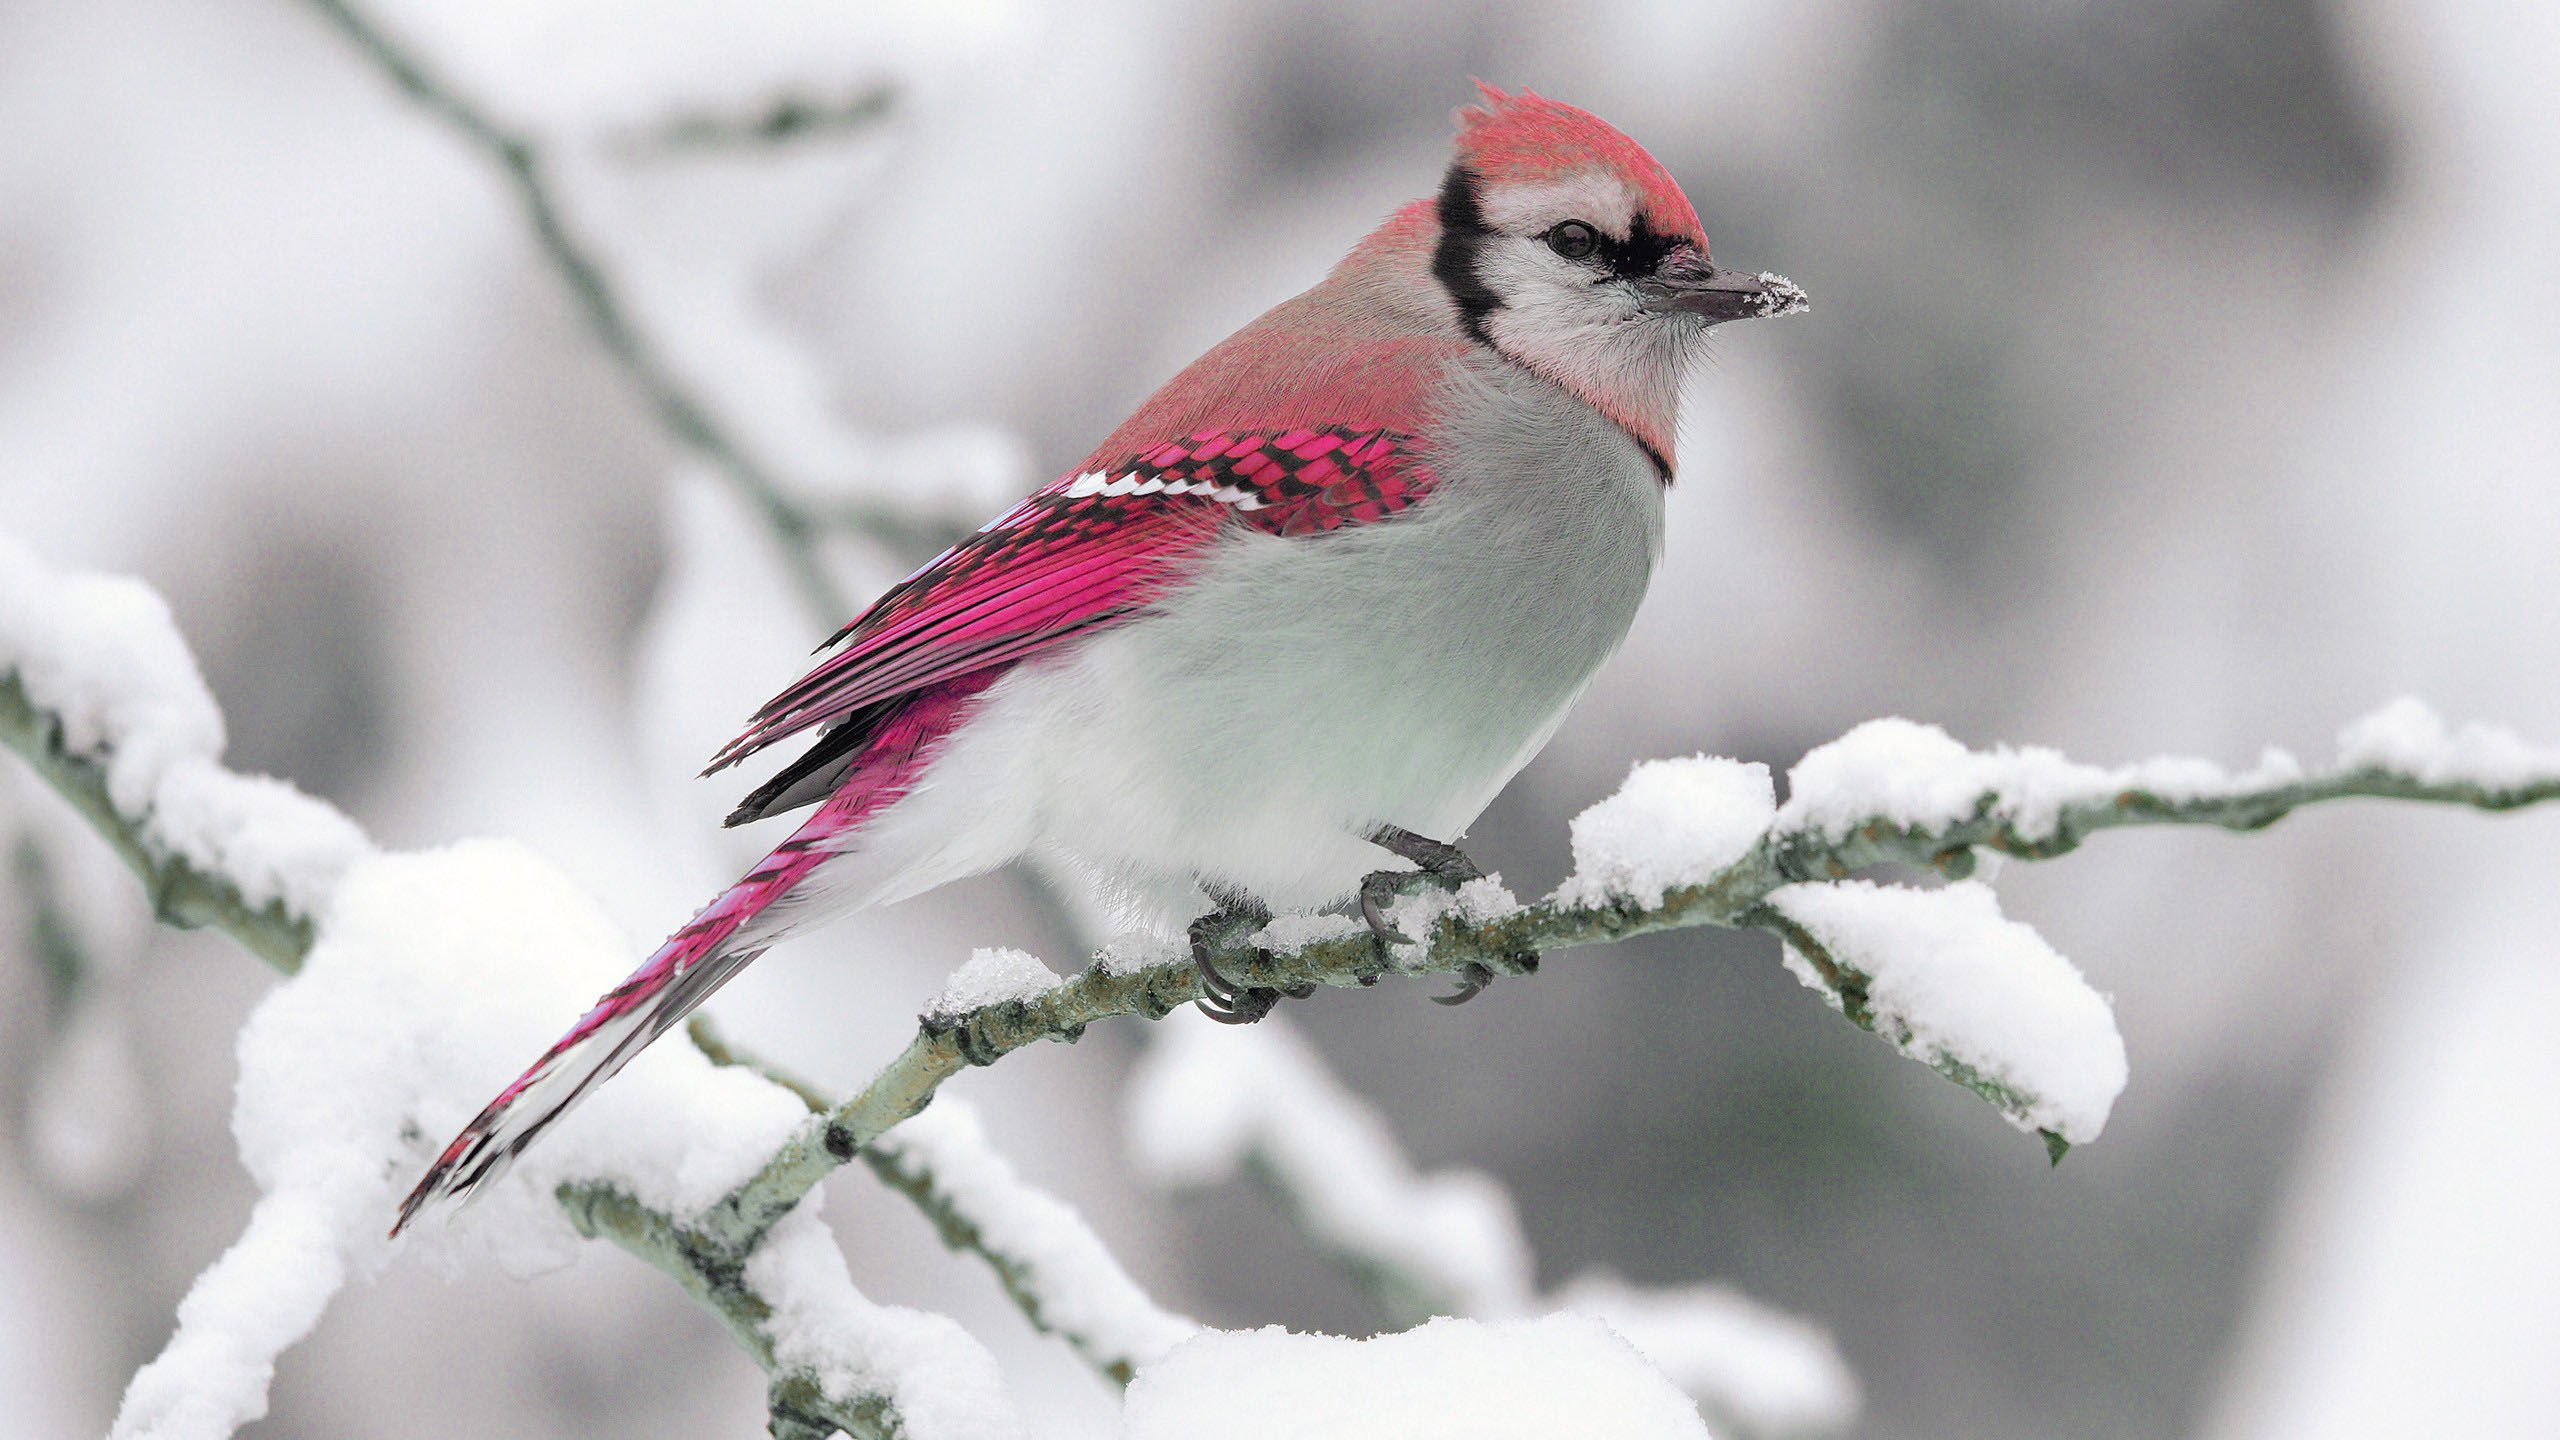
[1432,962,1499,1005]
[1358,872,1417,955]
[1189,898,1293,1024]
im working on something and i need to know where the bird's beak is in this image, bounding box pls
[1642,253,1810,325]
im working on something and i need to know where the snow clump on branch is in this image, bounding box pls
[1557,755,1774,908]
[0,532,367,918]
[926,946,1062,1021]
[1768,879,2127,1144]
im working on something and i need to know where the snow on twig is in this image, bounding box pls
[1553,1275,1860,1438]
[689,1016,1202,1386]
[867,1102,1203,1383]
[0,534,367,969]
[1767,880,2125,1150]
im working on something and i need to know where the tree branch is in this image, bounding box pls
[0,674,312,972]
[689,1015,1201,1387]
[293,0,852,623]
[703,728,2560,1244]
[3,633,1191,1419]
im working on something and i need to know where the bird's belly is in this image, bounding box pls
[1011,393,1665,919]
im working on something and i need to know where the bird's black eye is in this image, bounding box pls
[1545,220,1600,260]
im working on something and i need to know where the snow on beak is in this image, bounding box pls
[1642,251,1809,325]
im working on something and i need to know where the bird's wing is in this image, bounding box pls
[706,426,1439,774]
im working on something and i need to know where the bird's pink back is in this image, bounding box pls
[1082,201,1472,468]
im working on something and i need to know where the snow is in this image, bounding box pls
[748,1204,1027,1440]
[928,946,1062,1020]
[1125,1010,1534,1320]
[1558,756,1776,909]
[1554,1273,1858,1438]
[1252,911,1367,951]
[1767,880,2126,1144]
[2336,695,2560,791]
[0,531,221,812]
[1752,271,1812,319]
[1776,716,2304,849]
[1121,1315,1712,1440]
[1778,703,2560,859]
[1095,930,1184,978]
[1451,874,1524,924]
[0,531,370,918]
[874,1100,1200,1371]
[145,765,374,921]
[115,839,1014,1439]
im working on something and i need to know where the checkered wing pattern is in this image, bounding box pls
[708,426,1435,771]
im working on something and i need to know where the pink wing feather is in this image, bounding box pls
[709,426,1436,774]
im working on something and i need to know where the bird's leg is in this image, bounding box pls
[1372,824,1486,884]
[1188,893,1301,1025]
[1359,825,1540,1004]
[1357,824,1485,954]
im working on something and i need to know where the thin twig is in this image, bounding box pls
[293,0,849,624]
[623,85,897,156]
[689,1014,1197,1387]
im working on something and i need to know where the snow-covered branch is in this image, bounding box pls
[0,537,1041,1440]
[0,544,368,972]
[713,705,2560,1239]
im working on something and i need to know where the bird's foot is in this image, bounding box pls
[1358,824,1488,957]
[1358,827,1539,1000]
[1188,897,1304,1024]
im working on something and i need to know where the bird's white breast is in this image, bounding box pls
[875,357,1668,930]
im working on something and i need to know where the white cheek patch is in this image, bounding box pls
[1475,239,1641,324]
[1475,170,1639,238]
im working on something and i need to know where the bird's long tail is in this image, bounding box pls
[391,819,834,1234]
[392,672,1004,1236]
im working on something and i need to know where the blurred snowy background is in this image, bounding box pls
[3,0,2556,1436]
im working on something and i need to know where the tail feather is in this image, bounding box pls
[392,668,1007,1237]
[392,841,825,1235]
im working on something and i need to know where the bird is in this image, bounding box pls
[394,82,1804,1233]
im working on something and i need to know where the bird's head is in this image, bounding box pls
[1430,83,1803,474]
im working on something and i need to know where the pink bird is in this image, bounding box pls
[396,83,1804,1232]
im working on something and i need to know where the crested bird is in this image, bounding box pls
[396,83,1805,1232]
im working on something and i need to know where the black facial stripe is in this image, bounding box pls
[1594,214,1687,280]
[1432,164,1501,345]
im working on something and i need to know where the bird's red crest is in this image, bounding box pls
[1452,81,1705,248]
